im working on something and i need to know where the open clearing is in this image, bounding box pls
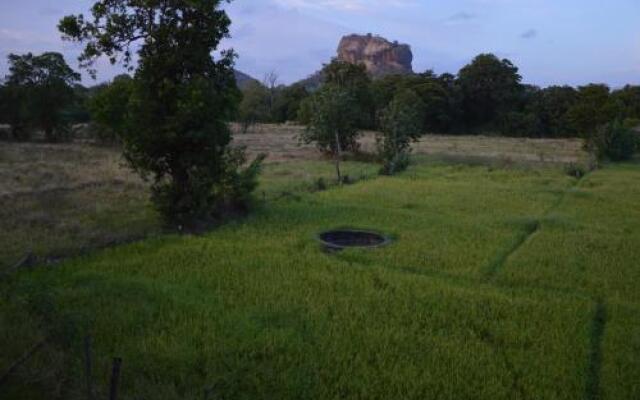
[1,130,638,399]
[233,123,588,164]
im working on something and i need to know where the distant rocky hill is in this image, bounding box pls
[337,34,413,77]
[295,34,414,91]
[234,70,259,89]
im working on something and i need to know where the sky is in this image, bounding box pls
[0,0,638,88]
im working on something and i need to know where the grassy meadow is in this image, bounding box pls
[1,133,639,399]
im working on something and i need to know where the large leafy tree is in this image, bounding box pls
[457,54,523,129]
[2,52,80,141]
[59,0,263,226]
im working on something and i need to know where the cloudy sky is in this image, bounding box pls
[1,0,638,87]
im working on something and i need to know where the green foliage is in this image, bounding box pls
[297,95,315,125]
[2,52,80,142]
[272,83,310,123]
[301,84,361,154]
[301,84,361,182]
[88,74,133,143]
[458,54,523,128]
[377,89,425,175]
[527,86,578,137]
[237,80,270,132]
[566,84,618,137]
[586,119,638,162]
[0,84,31,141]
[322,60,373,128]
[611,85,640,120]
[59,0,263,226]
[234,51,638,141]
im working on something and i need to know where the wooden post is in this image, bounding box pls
[84,336,94,400]
[109,358,122,400]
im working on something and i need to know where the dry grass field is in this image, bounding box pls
[232,123,589,164]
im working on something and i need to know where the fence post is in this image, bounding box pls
[109,357,122,400]
[84,336,94,400]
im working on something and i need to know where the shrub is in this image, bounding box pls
[586,119,637,162]
[377,89,425,175]
[564,163,587,179]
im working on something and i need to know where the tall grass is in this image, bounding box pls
[2,160,639,399]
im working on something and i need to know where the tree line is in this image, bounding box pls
[240,55,640,140]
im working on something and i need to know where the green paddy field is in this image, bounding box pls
[2,156,639,399]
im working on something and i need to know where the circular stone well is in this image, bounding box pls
[318,229,390,250]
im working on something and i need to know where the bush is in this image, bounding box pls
[564,163,587,179]
[586,119,637,162]
[377,89,425,175]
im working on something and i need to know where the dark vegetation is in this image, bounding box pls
[56,0,264,227]
[237,57,639,165]
[0,53,81,142]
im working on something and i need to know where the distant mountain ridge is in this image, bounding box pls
[234,70,259,89]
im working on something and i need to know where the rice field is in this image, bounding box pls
[2,145,639,399]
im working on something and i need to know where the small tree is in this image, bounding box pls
[586,119,638,162]
[301,85,360,183]
[377,90,425,175]
[322,60,373,131]
[3,52,80,142]
[237,80,270,133]
[263,70,279,117]
[60,0,263,226]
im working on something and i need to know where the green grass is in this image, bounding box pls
[2,160,640,399]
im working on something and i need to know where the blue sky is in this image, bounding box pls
[1,0,638,87]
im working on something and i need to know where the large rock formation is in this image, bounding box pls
[336,34,413,77]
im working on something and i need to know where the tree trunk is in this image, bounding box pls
[334,131,342,184]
